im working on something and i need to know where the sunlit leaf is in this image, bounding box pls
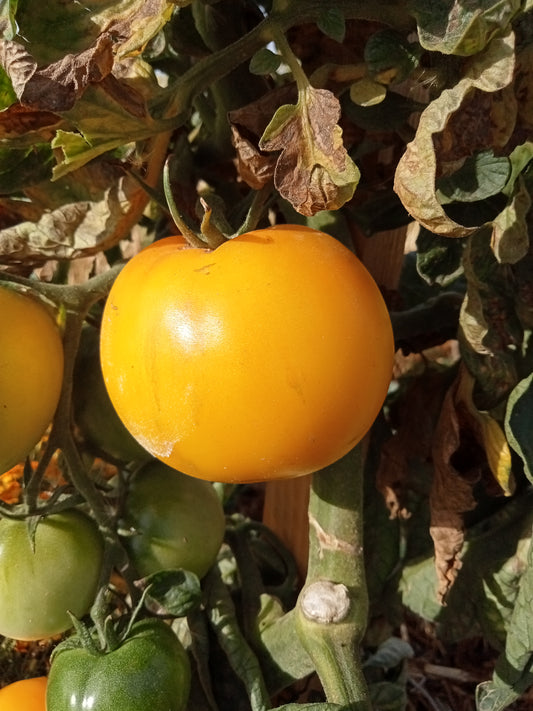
[349,78,386,107]
[411,0,521,55]
[394,32,516,237]
[259,86,360,216]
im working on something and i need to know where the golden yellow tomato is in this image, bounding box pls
[100,225,394,483]
[0,677,47,710]
[0,287,64,475]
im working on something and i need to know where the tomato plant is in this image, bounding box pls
[46,618,191,711]
[0,510,104,640]
[121,460,226,579]
[100,225,394,483]
[73,325,150,464]
[0,286,64,475]
[0,677,47,710]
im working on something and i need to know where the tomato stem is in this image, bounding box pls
[295,445,372,709]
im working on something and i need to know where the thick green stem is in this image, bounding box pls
[165,0,414,119]
[296,445,371,710]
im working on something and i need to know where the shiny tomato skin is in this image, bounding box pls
[0,677,47,709]
[0,510,104,641]
[100,225,394,483]
[121,460,226,579]
[0,287,64,475]
[46,618,191,711]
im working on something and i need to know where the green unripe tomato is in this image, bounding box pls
[46,618,191,711]
[0,510,104,640]
[121,461,226,579]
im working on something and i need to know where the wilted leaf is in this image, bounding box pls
[0,172,147,265]
[229,85,297,190]
[259,86,360,216]
[12,0,174,64]
[411,0,521,55]
[394,32,516,237]
[52,82,166,179]
[430,367,486,602]
[0,34,114,112]
[0,103,62,147]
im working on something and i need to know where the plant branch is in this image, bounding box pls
[295,445,371,710]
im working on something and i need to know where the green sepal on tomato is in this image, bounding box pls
[121,460,226,580]
[46,618,191,711]
[0,509,104,641]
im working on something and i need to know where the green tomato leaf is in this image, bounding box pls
[416,227,466,287]
[411,0,521,55]
[436,150,511,204]
[316,8,346,44]
[364,29,420,84]
[363,637,414,670]
[0,65,17,109]
[249,48,281,75]
[394,31,516,237]
[143,569,202,618]
[259,86,360,216]
[0,144,53,193]
[476,514,533,709]
[505,373,533,485]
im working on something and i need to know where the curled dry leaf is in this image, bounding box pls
[394,32,516,237]
[377,368,453,520]
[429,364,514,603]
[229,86,297,190]
[0,34,115,113]
[259,85,360,216]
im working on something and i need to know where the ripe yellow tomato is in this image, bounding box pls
[0,287,64,475]
[100,225,394,483]
[0,677,47,710]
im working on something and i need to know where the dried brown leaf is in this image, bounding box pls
[377,368,453,519]
[429,364,513,602]
[0,104,62,144]
[394,32,516,236]
[430,374,479,603]
[229,86,297,190]
[259,86,360,216]
[0,34,114,113]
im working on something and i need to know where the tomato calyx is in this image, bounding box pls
[163,158,227,250]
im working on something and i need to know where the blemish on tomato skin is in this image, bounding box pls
[194,263,217,275]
